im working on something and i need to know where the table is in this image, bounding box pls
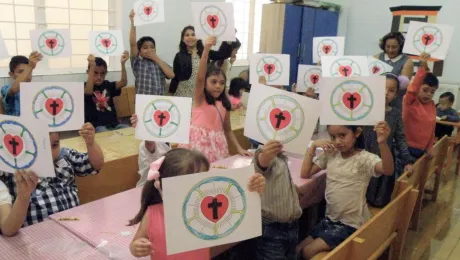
[50,188,145,260]
[0,220,107,260]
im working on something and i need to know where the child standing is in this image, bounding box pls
[178,36,251,163]
[85,54,130,133]
[298,123,394,259]
[403,53,438,161]
[1,52,43,116]
[253,140,303,260]
[129,10,174,95]
[0,123,104,226]
[364,73,413,207]
[0,171,38,236]
[129,148,266,259]
[435,92,460,138]
[228,78,248,110]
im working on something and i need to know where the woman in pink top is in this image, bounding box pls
[179,36,251,163]
[129,149,266,259]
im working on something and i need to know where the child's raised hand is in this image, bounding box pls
[79,123,96,145]
[121,51,129,64]
[259,140,283,166]
[87,54,96,68]
[291,83,297,93]
[14,170,38,200]
[130,114,138,128]
[131,238,152,257]
[258,76,267,85]
[29,51,43,69]
[426,146,435,160]
[204,36,217,49]
[312,139,336,154]
[129,9,135,23]
[404,164,414,177]
[306,87,316,98]
[374,121,391,144]
[419,52,431,61]
[248,173,266,195]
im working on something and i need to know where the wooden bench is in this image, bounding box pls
[436,120,460,176]
[311,182,418,260]
[113,85,135,118]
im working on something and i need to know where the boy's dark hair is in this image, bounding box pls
[204,64,232,111]
[87,57,107,71]
[137,36,156,51]
[128,149,210,226]
[384,73,400,91]
[228,78,248,98]
[379,32,405,55]
[327,125,365,150]
[423,73,439,88]
[9,55,29,73]
[440,92,455,103]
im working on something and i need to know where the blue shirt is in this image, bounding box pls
[1,85,20,116]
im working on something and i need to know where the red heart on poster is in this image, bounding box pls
[101,38,112,48]
[339,66,353,77]
[201,194,229,223]
[372,66,381,74]
[144,6,153,15]
[46,38,58,49]
[342,92,362,110]
[4,134,24,157]
[45,98,64,116]
[207,15,220,29]
[310,74,320,84]
[269,108,292,130]
[153,110,170,127]
[322,45,332,54]
[264,64,276,75]
[421,34,435,46]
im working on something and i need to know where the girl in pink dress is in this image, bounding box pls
[179,36,252,163]
[129,149,266,260]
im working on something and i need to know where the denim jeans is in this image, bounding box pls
[95,124,130,133]
[255,221,299,260]
[408,147,425,162]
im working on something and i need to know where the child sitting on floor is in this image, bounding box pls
[0,123,104,226]
[435,92,460,139]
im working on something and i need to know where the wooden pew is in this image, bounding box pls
[425,135,450,202]
[312,183,418,260]
[436,120,460,176]
[113,86,135,118]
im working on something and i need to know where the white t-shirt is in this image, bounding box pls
[314,151,381,229]
[137,141,171,187]
[0,181,12,206]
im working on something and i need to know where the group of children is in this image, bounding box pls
[0,8,458,260]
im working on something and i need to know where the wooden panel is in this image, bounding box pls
[113,86,135,118]
[259,4,285,54]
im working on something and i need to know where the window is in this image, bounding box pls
[226,0,271,61]
[0,0,118,74]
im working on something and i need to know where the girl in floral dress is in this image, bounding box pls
[179,36,251,163]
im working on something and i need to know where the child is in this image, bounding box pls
[0,123,104,226]
[130,114,171,187]
[213,39,241,86]
[252,140,303,260]
[403,53,438,161]
[298,123,394,259]
[0,171,38,236]
[178,36,251,163]
[435,92,460,138]
[1,52,43,116]
[364,73,413,207]
[129,148,266,259]
[85,54,130,133]
[129,10,174,95]
[228,78,248,110]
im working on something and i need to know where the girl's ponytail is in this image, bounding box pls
[128,181,162,226]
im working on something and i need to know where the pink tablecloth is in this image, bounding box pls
[212,155,326,209]
[50,188,146,260]
[0,220,107,260]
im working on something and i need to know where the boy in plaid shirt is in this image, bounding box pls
[0,123,104,226]
[129,10,175,95]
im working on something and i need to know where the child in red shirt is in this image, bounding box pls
[402,53,438,161]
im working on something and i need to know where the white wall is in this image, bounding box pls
[343,0,459,82]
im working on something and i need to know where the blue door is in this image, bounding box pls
[281,4,303,87]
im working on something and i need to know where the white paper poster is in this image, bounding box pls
[135,94,192,144]
[244,84,320,155]
[191,2,236,41]
[319,76,386,126]
[402,21,454,60]
[367,56,394,75]
[241,92,249,108]
[89,30,125,57]
[297,65,322,93]
[133,0,165,26]
[313,37,345,63]
[0,115,54,178]
[321,56,370,78]
[20,82,84,132]
[0,32,9,59]
[250,54,290,86]
[30,29,72,58]
[162,166,262,255]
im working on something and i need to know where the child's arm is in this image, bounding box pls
[129,10,138,58]
[404,53,430,105]
[301,140,332,179]
[0,171,38,237]
[130,212,151,258]
[195,36,216,106]
[7,52,42,96]
[130,114,157,153]
[394,115,413,173]
[116,51,129,90]
[400,59,415,80]
[374,122,395,176]
[255,140,282,172]
[84,55,96,95]
[444,110,460,122]
[79,123,104,171]
[223,112,252,156]
[145,52,175,79]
